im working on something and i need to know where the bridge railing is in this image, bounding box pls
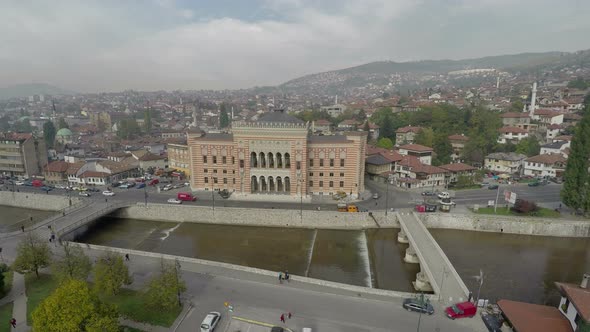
[0,201,87,233]
[57,202,129,238]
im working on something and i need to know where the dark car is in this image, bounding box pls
[402,298,434,315]
[40,186,52,192]
[270,327,285,332]
[488,184,499,190]
[528,181,540,187]
[218,189,231,199]
[481,313,503,332]
[421,191,436,196]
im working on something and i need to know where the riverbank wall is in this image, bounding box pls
[113,203,399,229]
[0,191,77,211]
[420,213,590,238]
[69,241,422,302]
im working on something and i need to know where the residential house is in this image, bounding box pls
[366,154,394,176]
[546,124,563,143]
[43,161,69,184]
[395,126,422,146]
[564,113,582,127]
[394,155,449,189]
[439,163,477,183]
[320,104,347,117]
[524,154,566,178]
[337,119,360,131]
[500,112,531,130]
[497,299,572,332]
[159,129,185,139]
[497,126,529,144]
[448,134,469,161]
[397,144,433,165]
[556,275,590,332]
[367,123,380,140]
[311,119,332,134]
[484,152,526,175]
[69,160,140,185]
[540,141,570,158]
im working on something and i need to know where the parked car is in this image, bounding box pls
[218,189,231,199]
[488,184,499,190]
[177,192,197,201]
[119,183,130,189]
[162,184,173,191]
[14,181,24,186]
[40,186,52,192]
[402,298,434,315]
[372,193,379,199]
[102,191,115,196]
[421,191,436,196]
[437,192,450,199]
[149,179,159,186]
[270,328,285,332]
[184,182,190,186]
[445,301,477,319]
[200,312,221,332]
[136,183,146,189]
[55,184,66,189]
[79,192,91,197]
[528,181,540,187]
[481,313,503,332]
[167,198,182,204]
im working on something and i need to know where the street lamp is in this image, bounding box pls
[299,179,304,221]
[385,175,390,216]
[474,269,484,308]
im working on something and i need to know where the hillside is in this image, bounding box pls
[278,50,590,95]
[0,83,75,100]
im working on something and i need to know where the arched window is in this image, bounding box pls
[250,152,258,168]
[284,153,291,168]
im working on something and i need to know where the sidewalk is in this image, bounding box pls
[10,273,29,332]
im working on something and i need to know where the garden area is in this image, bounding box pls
[473,199,561,218]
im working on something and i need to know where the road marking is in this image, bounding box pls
[232,316,294,332]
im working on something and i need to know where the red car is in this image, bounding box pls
[445,301,476,319]
[149,179,159,186]
[177,192,197,201]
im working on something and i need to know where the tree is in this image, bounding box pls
[0,116,10,131]
[43,121,57,148]
[355,109,367,122]
[116,119,141,139]
[515,137,540,157]
[379,114,395,140]
[32,279,118,332]
[144,109,152,132]
[219,104,230,128]
[93,252,132,296]
[144,260,186,310]
[363,121,371,143]
[376,137,394,149]
[0,263,7,297]
[509,100,524,113]
[433,134,452,165]
[455,175,475,189]
[414,127,434,148]
[52,242,92,283]
[561,107,590,213]
[567,77,589,90]
[12,232,51,278]
[15,119,33,132]
[58,118,69,129]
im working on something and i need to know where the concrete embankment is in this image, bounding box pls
[419,213,590,238]
[71,241,422,302]
[114,203,399,229]
[0,191,78,211]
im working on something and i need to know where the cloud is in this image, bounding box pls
[0,0,589,92]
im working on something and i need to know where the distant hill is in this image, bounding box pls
[278,49,590,94]
[0,83,75,100]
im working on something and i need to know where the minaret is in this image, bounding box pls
[192,109,197,128]
[231,106,234,120]
[529,82,537,117]
[335,95,338,105]
[496,76,500,89]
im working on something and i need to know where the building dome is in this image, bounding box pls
[56,128,73,137]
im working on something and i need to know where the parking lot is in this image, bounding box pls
[225,316,291,332]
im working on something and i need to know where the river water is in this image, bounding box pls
[9,207,586,306]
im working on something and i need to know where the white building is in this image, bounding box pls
[523,154,567,178]
[497,126,529,144]
[484,152,527,174]
[320,104,347,117]
[540,141,570,158]
[556,275,590,332]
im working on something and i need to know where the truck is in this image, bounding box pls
[177,192,197,201]
[337,203,358,212]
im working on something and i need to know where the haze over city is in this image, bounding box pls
[1,0,590,92]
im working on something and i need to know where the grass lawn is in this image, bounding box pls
[0,302,13,332]
[102,288,181,328]
[119,326,145,332]
[1,270,14,298]
[474,207,561,218]
[24,273,59,324]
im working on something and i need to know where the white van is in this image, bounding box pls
[437,192,450,199]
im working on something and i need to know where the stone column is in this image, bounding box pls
[414,266,434,292]
[404,244,419,264]
[397,229,409,244]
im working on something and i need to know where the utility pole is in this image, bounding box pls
[385,175,390,216]
[494,185,500,213]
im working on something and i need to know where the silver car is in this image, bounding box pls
[403,298,434,315]
[200,312,221,332]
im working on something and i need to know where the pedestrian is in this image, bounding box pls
[278,272,283,284]
[284,270,290,282]
[559,203,562,209]
[10,318,16,328]
[49,236,52,243]
[375,201,378,206]
[125,254,130,261]
[288,312,292,319]
[21,225,24,232]
[280,314,285,323]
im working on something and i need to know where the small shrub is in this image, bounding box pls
[511,199,539,214]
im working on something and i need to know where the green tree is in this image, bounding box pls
[52,242,92,283]
[58,118,69,129]
[32,279,118,332]
[462,107,502,165]
[93,252,132,296]
[376,137,394,149]
[144,260,186,310]
[515,137,540,157]
[15,119,33,132]
[561,107,590,213]
[379,114,395,140]
[116,119,141,139]
[144,109,152,132]
[43,121,57,148]
[355,109,367,122]
[370,107,393,126]
[414,127,434,147]
[455,174,475,189]
[432,134,452,165]
[219,104,230,128]
[363,121,371,143]
[0,116,10,131]
[509,100,524,112]
[12,232,51,278]
[567,77,589,90]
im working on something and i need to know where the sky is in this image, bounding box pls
[1,0,589,92]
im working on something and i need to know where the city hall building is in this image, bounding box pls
[188,110,366,198]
